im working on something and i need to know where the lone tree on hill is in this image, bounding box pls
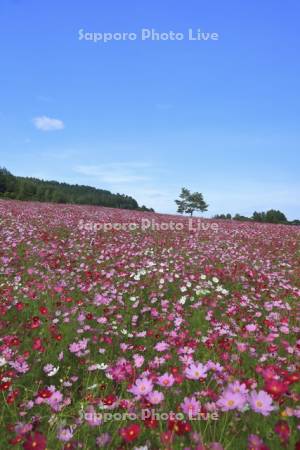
[175,187,208,216]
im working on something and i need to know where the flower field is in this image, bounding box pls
[0,199,299,450]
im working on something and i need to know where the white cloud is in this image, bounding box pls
[33,116,64,131]
[74,162,151,184]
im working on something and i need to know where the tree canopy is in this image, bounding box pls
[175,187,208,216]
[0,167,154,211]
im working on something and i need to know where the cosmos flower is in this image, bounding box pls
[43,364,59,376]
[23,432,46,450]
[217,390,247,411]
[128,377,153,397]
[57,427,74,442]
[147,390,164,405]
[181,396,201,417]
[227,380,248,395]
[185,362,208,380]
[248,390,274,416]
[119,424,141,442]
[157,373,175,387]
[154,341,169,352]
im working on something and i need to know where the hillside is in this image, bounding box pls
[0,167,153,211]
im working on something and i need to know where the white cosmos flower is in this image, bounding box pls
[0,357,7,367]
[47,366,59,376]
[179,296,187,305]
[99,363,108,370]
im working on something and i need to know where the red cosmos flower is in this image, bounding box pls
[23,432,46,450]
[10,336,20,346]
[2,370,16,379]
[170,366,180,375]
[54,334,62,341]
[168,418,191,435]
[173,373,184,384]
[39,306,48,315]
[9,435,23,445]
[119,423,141,442]
[284,372,300,385]
[0,381,11,391]
[295,441,300,450]
[33,338,43,351]
[267,344,278,353]
[7,389,19,404]
[263,319,273,327]
[143,417,158,429]
[160,431,173,445]
[176,420,192,435]
[15,302,24,311]
[103,394,117,406]
[37,388,52,399]
[63,443,76,450]
[119,399,130,409]
[264,379,288,399]
[274,420,290,443]
[30,317,41,329]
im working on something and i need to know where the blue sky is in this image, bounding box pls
[0,0,300,218]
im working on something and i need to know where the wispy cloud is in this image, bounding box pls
[74,162,151,184]
[33,116,64,131]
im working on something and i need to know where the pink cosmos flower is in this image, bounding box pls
[181,396,201,417]
[236,342,248,352]
[57,427,74,442]
[248,390,274,416]
[247,434,265,449]
[157,373,175,387]
[69,338,88,354]
[47,389,64,412]
[147,390,164,405]
[128,377,153,397]
[185,362,208,380]
[96,433,111,447]
[9,359,29,374]
[15,422,33,435]
[217,390,247,411]
[210,443,224,450]
[154,341,169,352]
[133,354,144,368]
[227,380,248,395]
[85,405,102,426]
